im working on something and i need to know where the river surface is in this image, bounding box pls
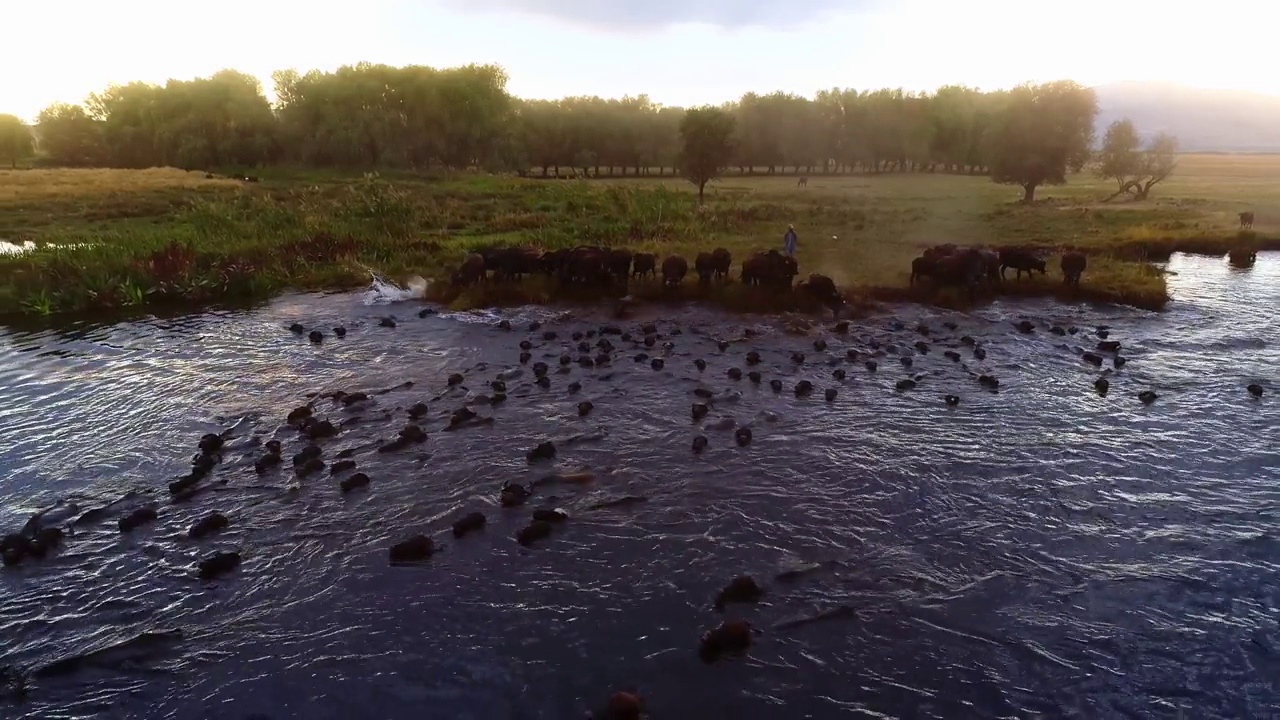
[0,253,1277,720]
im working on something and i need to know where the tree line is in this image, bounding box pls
[0,62,1177,202]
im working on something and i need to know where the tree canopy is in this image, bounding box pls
[15,64,1105,191]
[0,114,35,168]
[679,106,736,203]
[989,81,1098,203]
[1096,119,1179,201]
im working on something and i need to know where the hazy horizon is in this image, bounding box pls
[2,0,1276,121]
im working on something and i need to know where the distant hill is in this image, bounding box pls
[1093,82,1280,153]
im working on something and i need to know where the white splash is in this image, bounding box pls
[0,240,37,255]
[362,273,430,305]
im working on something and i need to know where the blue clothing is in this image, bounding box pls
[783,229,797,257]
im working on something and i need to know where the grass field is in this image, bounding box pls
[0,154,1275,319]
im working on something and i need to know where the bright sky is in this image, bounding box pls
[3,0,1277,121]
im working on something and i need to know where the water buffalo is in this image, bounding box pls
[661,255,688,287]
[999,248,1047,281]
[710,248,732,281]
[538,248,568,277]
[932,249,985,299]
[909,256,934,285]
[483,246,541,282]
[564,246,611,286]
[1239,211,1255,229]
[694,252,715,285]
[1228,247,1257,267]
[452,253,486,287]
[741,250,798,289]
[606,249,633,283]
[977,249,1001,285]
[800,273,844,313]
[1061,251,1086,286]
[923,244,958,261]
[632,252,656,279]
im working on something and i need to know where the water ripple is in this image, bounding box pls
[0,253,1278,719]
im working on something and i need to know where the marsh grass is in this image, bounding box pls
[1,155,1276,318]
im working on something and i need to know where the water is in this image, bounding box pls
[1,254,1277,719]
[0,240,37,255]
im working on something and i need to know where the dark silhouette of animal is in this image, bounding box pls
[694,252,715,285]
[606,248,633,283]
[977,249,1001,285]
[452,254,486,287]
[538,248,568,276]
[563,246,611,286]
[800,274,843,313]
[797,176,808,187]
[741,250,798,289]
[930,249,985,298]
[661,255,688,287]
[999,248,1047,280]
[1228,247,1257,266]
[922,244,958,261]
[482,246,541,282]
[1061,252,1086,286]
[710,248,732,281]
[909,256,935,285]
[632,253,656,279]
[1239,211,1255,229]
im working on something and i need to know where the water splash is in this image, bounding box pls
[0,240,37,255]
[359,271,430,305]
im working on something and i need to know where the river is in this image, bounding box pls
[1,253,1277,719]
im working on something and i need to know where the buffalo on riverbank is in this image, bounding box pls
[1061,252,1086,286]
[999,247,1047,281]
[451,253,486,287]
[443,242,847,316]
[662,255,688,288]
[741,250,798,289]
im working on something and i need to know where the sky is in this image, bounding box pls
[3,0,1278,121]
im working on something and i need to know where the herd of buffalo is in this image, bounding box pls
[451,242,1096,313]
[452,245,846,312]
[909,244,1087,295]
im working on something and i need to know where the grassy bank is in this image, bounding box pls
[1,155,1277,320]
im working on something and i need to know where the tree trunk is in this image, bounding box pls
[1022,183,1037,203]
[698,180,707,205]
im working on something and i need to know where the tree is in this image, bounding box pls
[0,114,34,168]
[989,81,1097,203]
[36,103,105,166]
[1097,120,1178,201]
[20,63,1128,179]
[1095,119,1141,193]
[679,106,735,203]
[1135,133,1179,199]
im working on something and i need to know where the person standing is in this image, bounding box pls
[783,224,797,257]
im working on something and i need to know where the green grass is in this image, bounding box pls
[1,155,1277,319]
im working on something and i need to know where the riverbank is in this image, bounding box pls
[1,155,1276,320]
